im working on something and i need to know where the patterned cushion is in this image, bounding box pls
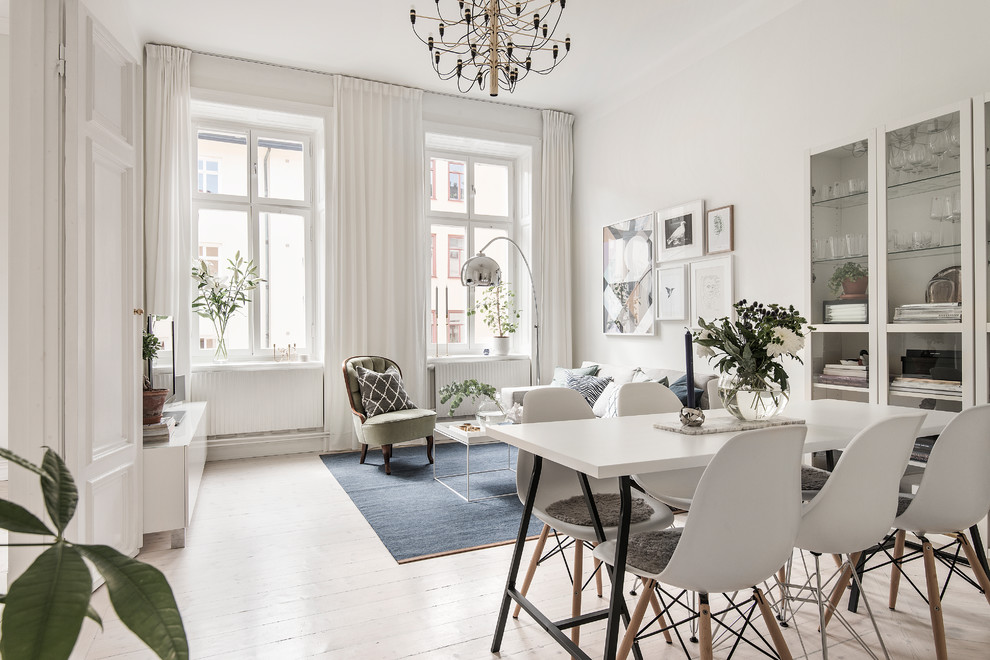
[626,528,683,576]
[564,373,613,407]
[551,364,600,386]
[355,365,416,418]
[593,381,621,417]
[546,493,655,527]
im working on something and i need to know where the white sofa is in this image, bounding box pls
[502,361,721,414]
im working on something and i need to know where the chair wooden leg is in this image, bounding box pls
[957,532,990,608]
[617,581,654,660]
[755,587,793,660]
[922,538,949,660]
[513,524,550,618]
[593,542,603,598]
[571,539,584,646]
[822,552,860,631]
[889,529,906,610]
[643,578,673,644]
[699,592,714,660]
[359,443,368,464]
[426,435,434,464]
[382,444,392,475]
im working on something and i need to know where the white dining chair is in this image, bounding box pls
[785,413,925,660]
[593,425,807,660]
[512,387,675,649]
[617,381,705,512]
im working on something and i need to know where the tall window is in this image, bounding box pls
[192,116,316,360]
[428,152,515,353]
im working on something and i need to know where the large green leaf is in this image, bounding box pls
[0,499,54,536]
[76,545,188,660]
[40,449,78,535]
[0,448,46,478]
[85,604,103,631]
[0,542,92,660]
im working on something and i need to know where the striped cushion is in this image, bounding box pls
[564,373,613,407]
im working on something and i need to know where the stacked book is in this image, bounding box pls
[892,302,962,323]
[815,362,868,388]
[823,300,868,324]
[889,376,962,398]
[143,416,175,444]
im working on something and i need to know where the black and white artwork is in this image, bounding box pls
[603,214,655,335]
[657,200,704,262]
[657,265,687,321]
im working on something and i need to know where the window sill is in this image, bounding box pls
[427,354,530,364]
[191,360,324,373]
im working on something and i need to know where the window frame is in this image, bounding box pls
[191,117,316,362]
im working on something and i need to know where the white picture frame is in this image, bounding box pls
[657,200,705,262]
[656,264,688,321]
[705,204,734,254]
[603,214,655,335]
[690,255,734,327]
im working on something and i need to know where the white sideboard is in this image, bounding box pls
[143,401,208,548]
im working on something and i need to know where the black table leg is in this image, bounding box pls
[969,524,990,578]
[825,450,837,471]
[605,477,633,660]
[492,455,542,652]
[846,550,867,613]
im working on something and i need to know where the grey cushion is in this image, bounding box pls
[546,493,655,527]
[552,365,600,386]
[801,465,831,491]
[896,495,913,517]
[564,373,613,407]
[356,365,416,418]
[625,528,683,576]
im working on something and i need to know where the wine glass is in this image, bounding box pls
[888,146,907,183]
[950,190,962,223]
[948,123,961,160]
[929,131,950,174]
[929,196,945,247]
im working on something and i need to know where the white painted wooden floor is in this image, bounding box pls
[71,452,990,659]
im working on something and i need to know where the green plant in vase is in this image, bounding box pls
[468,283,520,356]
[827,261,868,298]
[439,379,505,424]
[191,252,264,362]
[0,447,187,659]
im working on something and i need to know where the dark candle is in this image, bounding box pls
[684,330,695,409]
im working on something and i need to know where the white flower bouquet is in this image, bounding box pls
[191,251,263,361]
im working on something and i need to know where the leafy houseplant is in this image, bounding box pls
[694,300,812,421]
[191,252,264,362]
[142,331,168,425]
[439,379,505,417]
[827,261,868,297]
[0,447,187,659]
[469,284,520,353]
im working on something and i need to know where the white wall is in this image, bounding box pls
[571,0,990,401]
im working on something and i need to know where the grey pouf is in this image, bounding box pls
[625,528,683,576]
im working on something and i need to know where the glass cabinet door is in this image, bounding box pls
[807,137,876,402]
[975,94,990,404]
[879,104,973,411]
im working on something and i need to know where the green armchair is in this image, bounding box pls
[342,355,436,475]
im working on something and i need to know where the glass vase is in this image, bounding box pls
[717,373,790,422]
[475,399,506,429]
[213,337,228,364]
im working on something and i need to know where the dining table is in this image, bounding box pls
[484,399,958,660]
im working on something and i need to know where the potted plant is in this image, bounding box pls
[827,262,868,299]
[439,379,506,426]
[469,283,520,356]
[0,446,187,659]
[191,252,264,362]
[142,330,169,426]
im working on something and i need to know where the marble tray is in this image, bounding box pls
[654,415,806,436]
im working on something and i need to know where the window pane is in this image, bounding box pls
[474,162,510,216]
[430,224,468,345]
[260,212,307,349]
[472,227,511,346]
[197,209,250,351]
[258,137,306,201]
[197,131,247,196]
[429,158,468,214]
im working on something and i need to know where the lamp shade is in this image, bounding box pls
[460,253,502,287]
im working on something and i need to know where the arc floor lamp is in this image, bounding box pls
[460,237,541,385]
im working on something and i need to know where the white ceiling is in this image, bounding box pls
[126,0,802,113]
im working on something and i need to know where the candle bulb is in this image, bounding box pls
[445,286,449,318]
[684,330,696,409]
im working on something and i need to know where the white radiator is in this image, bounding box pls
[432,357,532,418]
[190,366,324,436]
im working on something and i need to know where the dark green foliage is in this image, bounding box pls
[438,379,503,416]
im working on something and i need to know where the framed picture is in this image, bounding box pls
[603,214,655,335]
[656,264,687,321]
[656,200,704,262]
[690,255,734,327]
[705,204,734,254]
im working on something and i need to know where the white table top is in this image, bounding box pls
[484,400,956,480]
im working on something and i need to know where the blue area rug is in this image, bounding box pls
[320,442,543,563]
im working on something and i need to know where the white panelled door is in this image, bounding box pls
[62,0,143,556]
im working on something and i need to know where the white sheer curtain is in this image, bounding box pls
[325,76,428,450]
[540,110,575,376]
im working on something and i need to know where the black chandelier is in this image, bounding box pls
[409,0,571,97]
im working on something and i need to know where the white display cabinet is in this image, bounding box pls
[973,93,990,404]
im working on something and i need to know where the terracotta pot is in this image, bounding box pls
[143,389,169,425]
[841,276,868,297]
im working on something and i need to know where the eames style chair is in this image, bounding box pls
[785,413,925,660]
[512,387,675,649]
[593,425,807,660]
[617,381,705,512]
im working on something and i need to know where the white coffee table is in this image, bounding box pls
[433,421,516,502]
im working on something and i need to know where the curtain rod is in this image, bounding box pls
[146,42,552,113]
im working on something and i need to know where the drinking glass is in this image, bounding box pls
[948,123,961,159]
[826,236,845,259]
[907,143,930,175]
[929,131,950,173]
[929,196,945,247]
[912,231,933,249]
[950,190,962,222]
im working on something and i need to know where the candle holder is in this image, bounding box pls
[680,407,705,427]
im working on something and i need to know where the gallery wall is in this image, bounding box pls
[571,0,990,400]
